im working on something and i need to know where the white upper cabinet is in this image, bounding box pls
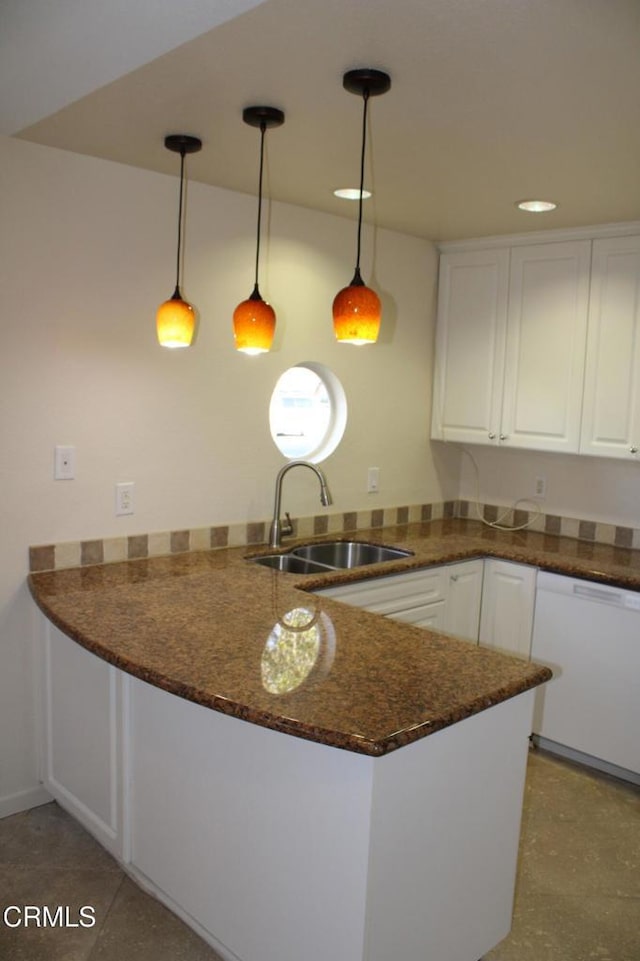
[432,240,591,453]
[501,241,591,452]
[431,249,509,445]
[580,235,640,459]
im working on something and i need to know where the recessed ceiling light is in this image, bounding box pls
[334,187,372,200]
[516,199,558,213]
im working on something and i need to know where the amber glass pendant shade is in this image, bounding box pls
[156,286,196,348]
[234,106,284,354]
[157,134,202,348]
[333,69,390,346]
[233,285,276,355]
[332,269,381,345]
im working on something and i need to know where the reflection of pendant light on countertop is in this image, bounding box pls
[333,68,391,346]
[156,134,202,348]
[233,106,285,355]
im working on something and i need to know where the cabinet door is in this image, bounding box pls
[43,623,124,857]
[390,600,447,630]
[317,568,446,616]
[431,249,509,445]
[318,562,483,642]
[479,560,536,659]
[580,235,640,459]
[443,559,484,642]
[501,241,591,452]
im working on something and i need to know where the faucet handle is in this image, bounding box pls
[282,512,294,537]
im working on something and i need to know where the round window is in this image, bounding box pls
[269,362,347,462]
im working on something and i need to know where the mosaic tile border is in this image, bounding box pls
[454,500,640,550]
[28,499,640,573]
[28,502,441,573]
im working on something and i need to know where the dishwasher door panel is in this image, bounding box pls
[531,572,640,775]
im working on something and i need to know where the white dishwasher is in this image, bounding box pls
[531,571,640,783]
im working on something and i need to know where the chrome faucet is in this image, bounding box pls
[269,461,332,549]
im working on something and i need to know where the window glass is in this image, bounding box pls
[269,363,346,462]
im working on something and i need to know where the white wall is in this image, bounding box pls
[458,445,640,528]
[0,135,460,812]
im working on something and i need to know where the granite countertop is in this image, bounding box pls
[29,518,640,758]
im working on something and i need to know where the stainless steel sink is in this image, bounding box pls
[248,553,335,574]
[248,540,414,574]
[290,540,413,569]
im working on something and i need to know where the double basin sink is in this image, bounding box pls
[249,540,414,574]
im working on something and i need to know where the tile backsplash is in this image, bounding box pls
[28,499,640,573]
[455,499,639,549]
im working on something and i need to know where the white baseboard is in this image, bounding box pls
[0,784,52,819]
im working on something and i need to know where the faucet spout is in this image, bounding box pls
[269,461,332,549]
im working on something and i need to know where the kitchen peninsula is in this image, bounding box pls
[27,519,577,961]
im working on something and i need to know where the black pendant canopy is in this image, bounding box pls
[242,106,285,130]
[164,134,202,156]
[342,68,391,98]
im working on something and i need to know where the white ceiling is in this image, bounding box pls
[6,0,640,241]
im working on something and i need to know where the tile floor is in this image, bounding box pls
[484,747,639,961]
[0,747,638,961]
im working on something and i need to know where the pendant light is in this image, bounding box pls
[333,68,391,345]
[233,106,285,355]
[156,134,202,348]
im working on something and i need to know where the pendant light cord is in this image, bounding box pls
[354,89,370,277]
[253,121,267,292]
[175,147,186,294]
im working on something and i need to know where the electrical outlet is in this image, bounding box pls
[115,482,135,516]
[367,467,380,493]
[534,476,547,499]
[54,445,76,480]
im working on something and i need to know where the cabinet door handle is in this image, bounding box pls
[630,446,638,454]
[450,574,459,582]
[499,434,508,441]
[488,432,496,440]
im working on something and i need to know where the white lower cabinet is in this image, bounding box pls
[318,560,484,642]
[478,560,537,659]
[319,566,448,621]
[391,599,446,630]
[40,620,125,857]
[128,676,534,961]
[319,558,639,782]
[320,558,539,657]
[37,610,536,961]
[445,559,485,641]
